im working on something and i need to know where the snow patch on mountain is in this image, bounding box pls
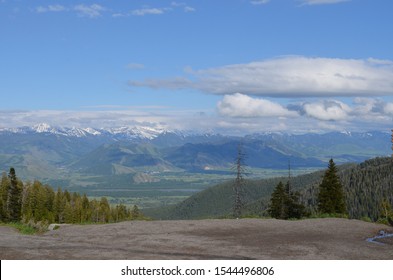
[0,123,173,140]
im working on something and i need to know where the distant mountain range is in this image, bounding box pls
[0,123,168,139]
[0,123,391,194]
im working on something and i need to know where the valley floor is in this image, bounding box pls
[0,218,392,260]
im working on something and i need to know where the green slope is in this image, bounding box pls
[146,158,393,221]
[145,169,327,219]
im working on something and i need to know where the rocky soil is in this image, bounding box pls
[0,218,392,260]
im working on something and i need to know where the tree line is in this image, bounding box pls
[0,168,144,225]
[267,157,393,222]
[268,159,351,220]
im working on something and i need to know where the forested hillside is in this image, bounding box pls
[302,157,393,221]
[145,169,328,219]
[0,169,143,226]
[146,157,393,221]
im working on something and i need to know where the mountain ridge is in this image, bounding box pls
[0,123,391,199]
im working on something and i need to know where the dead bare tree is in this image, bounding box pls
[233,143,246,218]
[391,129,393,158]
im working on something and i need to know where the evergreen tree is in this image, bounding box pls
[131,205,141,220]
[317,159,346,215]
[6,168,22,222]
[1,168,147,224]
[268,181,287,219]
[268,181,305,219]
[285,185,305,219]
[99,197,111,223]
[53,188,66,223]
[81,194,90,222]
[380,199,393,225]
[0,172,10,222]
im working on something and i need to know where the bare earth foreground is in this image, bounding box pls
[0,218,392,260]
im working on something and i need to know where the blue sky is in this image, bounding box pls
[1,0,393,134]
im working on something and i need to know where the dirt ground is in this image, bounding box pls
[0,218,392,260]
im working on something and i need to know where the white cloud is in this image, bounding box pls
[217,93,298,118]
[300,0,351,5]
[184,6,196,12]
[130,4,194,16]
[384,103,393,115]
[36,5,67,13]
[130,56,393,97]
[170,2,196,12]
[131,8,166,16]
[2,97,393,135]
[74,4,106,18]
[251,0,270,5]
[303,100,351,121]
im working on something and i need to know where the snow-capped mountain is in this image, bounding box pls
[0,123,391,192]
[0,123,171,140]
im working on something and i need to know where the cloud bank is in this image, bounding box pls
[1,96,393,135]
[130,56,393,97]
[215,93,393,132]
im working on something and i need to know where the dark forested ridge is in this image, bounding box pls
[302,157,393,221]
[146,157,393,221]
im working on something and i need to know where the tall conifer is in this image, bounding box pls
[318,159,346,215]
[7,167,22,222]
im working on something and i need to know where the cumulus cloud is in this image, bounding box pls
[300,0,351,5]
[217,93,298,118]
[214,93,393,132]
[74,4,106,18]
[303,100,351,121]
[130,56,393,97]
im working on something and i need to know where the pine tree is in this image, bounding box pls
[81,194,90,222]
[7,167,22,222]
[0,172,10,222]
[53,188,66,223]
[317,159,346,215]
[268,181,305,219]
[99,197,110,223]
[131,205,140,220]
[285,185,305,219]
[268,181,287,219]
